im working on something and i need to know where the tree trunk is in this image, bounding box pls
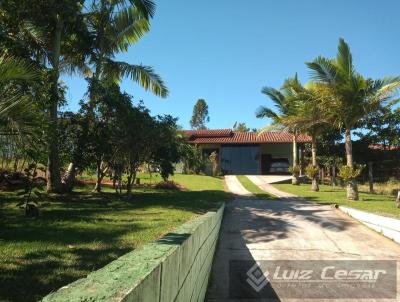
[331,165,336,186]
[63,162,76,191]
[396,191,400,209]
[126,175,132,198]
[368,161,374,193]
[291,133,300,185]
[311,178,319,191]
[46,18,63,193]
[311,135,319,192]
[94,161,103,192]
[345,128,359,200]
[112,174,117,188]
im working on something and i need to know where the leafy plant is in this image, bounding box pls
[16,163,45,217]
[305,165,319,179]
[338,164,365,182]
[289,165,300,176]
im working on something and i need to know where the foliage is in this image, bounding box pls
[151,115,181,181]
[181,144,207,174]
[0,174,229,302]
[154,180,182,190]
[338,164,365,182]
[357,106,400,147]
[0,0,168,193]
[190,99,209,130]
[288,165,300,175]
[306,38,400,132]
[16,163,45,217]
[305,164,320,179]
[233,122,250,132]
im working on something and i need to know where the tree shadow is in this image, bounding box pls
[206,195,353,301]
[0,188,230,301]
[206,198,283,301]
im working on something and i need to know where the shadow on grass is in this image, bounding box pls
[1,245,132,302]
[0,188,230,302]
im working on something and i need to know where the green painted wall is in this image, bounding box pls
[42,203,225,302]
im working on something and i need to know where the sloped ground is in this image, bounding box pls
[206,175,400,301]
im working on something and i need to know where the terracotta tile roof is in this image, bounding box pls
[183,129,232,138]
[183,129,311,144]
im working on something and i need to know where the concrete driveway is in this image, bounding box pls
[206,176,400,301]
[247,174,293,184]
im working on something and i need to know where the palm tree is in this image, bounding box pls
[306,38,400,200]
[63,0,168,189]
[6,1,92,192]
[0,54,38,133]
[257,76,301,185]
[283,81,329,191]
[84,0,167,97]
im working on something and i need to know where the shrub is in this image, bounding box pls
[289,165,300,175]
[154,180,184,190]
[305,165,319,179]
[338,164,365,182]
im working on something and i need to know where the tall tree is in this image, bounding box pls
[257,76,301,185]
[283,80,329,191]
[63,0,168,190]
[1,0,91,192]
[306,38,400,200]
[190,99,209,130]
[358,106,400,148]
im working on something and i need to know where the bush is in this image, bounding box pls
[338,164,365,182]
[305,165,319,179]
[289,165,300,175]
[154,180,184,190]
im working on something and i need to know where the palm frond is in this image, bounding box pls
[104,60,168,97]
[371,81,400,104]
[0,55,38,83]
[109,6,150,52]
[306,56,338,84]
[128,0,156,19]
[336,38,353,76]
[256,106,278,119]
[258,123,286,135]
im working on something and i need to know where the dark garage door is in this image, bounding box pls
[220,145,260,175]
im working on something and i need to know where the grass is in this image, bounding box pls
[273,183,400,218]
[0,174,230,302]
[236,175,278,200]
[358,181,399,196]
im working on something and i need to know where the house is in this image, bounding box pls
[183,129,311,175]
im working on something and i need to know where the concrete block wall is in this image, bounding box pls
[42,203,225,302]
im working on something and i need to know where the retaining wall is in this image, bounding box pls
[339,206,400,244]
[42,203,225,302]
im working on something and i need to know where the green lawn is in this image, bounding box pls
[0,174,230,302]
[273,183,400,218]
[236,175,278,200]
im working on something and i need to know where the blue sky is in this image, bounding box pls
[62,0,400,130]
